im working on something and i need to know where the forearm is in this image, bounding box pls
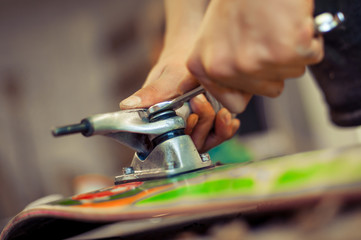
[163,0,209,48]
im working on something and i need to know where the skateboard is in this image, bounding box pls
[1,144,361,240]
[2,13,351,239]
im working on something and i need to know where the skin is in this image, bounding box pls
[187,0,324,113]
[120,0,239,153]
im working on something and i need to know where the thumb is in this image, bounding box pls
[119,86,166,110]
[120,68,198,109]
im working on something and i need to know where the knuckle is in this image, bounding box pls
[205,108,216,119]
[309,46,325,64]
[228,102,247,114]
[293,66,306,77]
[300,20,316,43]
[315,49,325,63]
[192,95,216,118]
[287,66,306,79]
[187,57,205,78]
[271,48,294,64]
[233,50,262,74]
[205,57,234,79]
[186,58,202,76]
[267,83,284,98]
[235,58,260,74]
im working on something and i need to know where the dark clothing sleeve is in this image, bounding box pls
[310,0,361,126]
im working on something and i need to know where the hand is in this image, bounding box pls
[119,46,239,153]
[119,0,239,152]
[187,0,324,113]
[119,44,199,109]
[186,94,240,153]
[119,0,205,108]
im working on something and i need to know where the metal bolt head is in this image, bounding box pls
[200,153,211,162]
[123,167,134,175]
[166,160,176,170]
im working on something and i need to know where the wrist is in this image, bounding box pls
[163,0,208,50]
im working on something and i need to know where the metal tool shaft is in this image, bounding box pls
[147,86,205,117]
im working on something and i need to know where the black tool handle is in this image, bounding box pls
[52,120,91,137]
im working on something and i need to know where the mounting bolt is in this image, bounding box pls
[200,153,211,162]
[123,167,134,175]
[166,160,176,170]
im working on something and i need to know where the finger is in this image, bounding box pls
[305,36,324,64]
[185,113,199,135]
[119,81,193,109]
[256,64,307,79]
[120,66,198,109]
[189,94,216,151]
[187,52,255,112]
[198,62,307,98]
[199,76,253,113]
[119,86,159,109]
[295,16,325,64]
[294,38,324,64]
[201,108,240,152]
[213,74,286,98]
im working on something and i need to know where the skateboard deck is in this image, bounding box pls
[2,144,361,240]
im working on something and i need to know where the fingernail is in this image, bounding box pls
[189,115,198,128]
[119,96,141,108]
[232,119,241,132]
[223,111,231,125]
[193,94,206,104]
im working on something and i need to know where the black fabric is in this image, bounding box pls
[310,0,361,126]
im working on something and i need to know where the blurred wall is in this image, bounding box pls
[0,0,163,222]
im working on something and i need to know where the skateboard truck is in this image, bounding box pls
[52,86,213,184]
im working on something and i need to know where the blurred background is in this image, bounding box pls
[0,0,360,227]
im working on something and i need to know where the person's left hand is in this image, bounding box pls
[119,0,240,152]
[119,42,239,153]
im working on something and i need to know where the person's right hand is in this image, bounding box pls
[187,0,324,113]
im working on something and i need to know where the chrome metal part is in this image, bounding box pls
[53,87,215,185]
[200,153,211,162]
[147,86,205,118]
[114,106,213,184]
[123,167,134,175]
[115,135,212,184]
[86,109,185,136]
[55,109,187,155]
[314,12,345,34]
